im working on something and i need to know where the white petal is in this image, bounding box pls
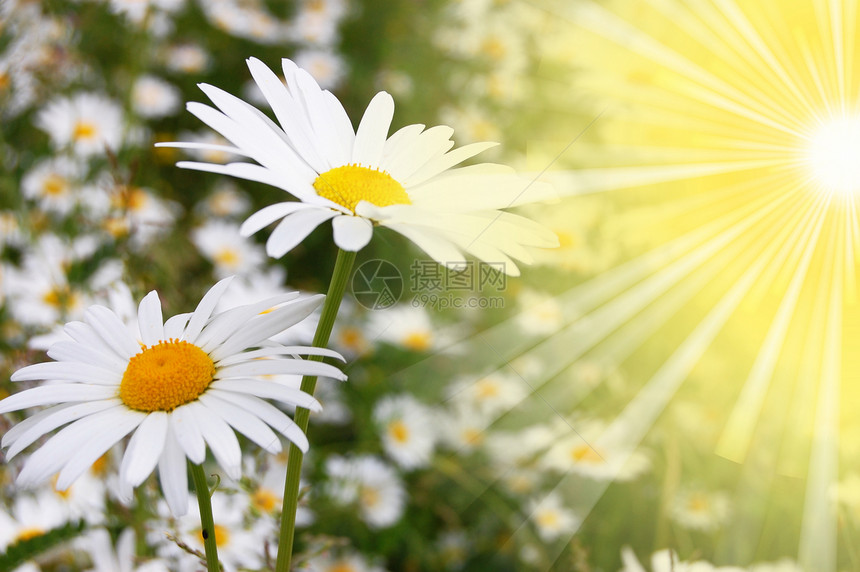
[215,346,345,367]
[197,292,302,353]
[209,390,309,452]
[208,295,324,361]
[402,141,498,187]
[119,411,168,487]
[382,125,454,182]
[176,161,315,200]
[11,362,121,385]
[169,403,207,464]
[116,529,136,572]
[352,92,395,167]
[0,384,117,414]
[137,291,165,347]
[240,202,321,237]
[382,124,425,158]
[163,312,192,339]
[61,322,129,370]
[194,409,242,480]
[198,393,281,454]
[85,306,141,360]
[154,140,251,158]
[332,215,373,251]
[265,208,339,258]
[215,358,345,381]
[381,222,467,270]
[4,400,120,459]
[56,410,145,490]
[16,406,130,486]
[158,429,189,516]
[47,341,125,372]
[211,378,322,411]
[182,276,234,344]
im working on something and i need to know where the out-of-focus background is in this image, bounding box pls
[2,0,860,570]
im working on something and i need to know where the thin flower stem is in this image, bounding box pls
[189,462,221,572]
[276,248,357,572]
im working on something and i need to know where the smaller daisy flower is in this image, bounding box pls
[0,492,69,551]
[300,550,385,572]
[446,370,526,416]
[21,157,85,215]
[325,455,406,529]
[293,49,346,90]
[191,220,266,278]
[165,44,210,74]
[367,305,449,353]
[669,487,731,532]
[131,75,181,119]
[196,183,250,218]
[81,528,169,572]
[36,92,124,157]
[0,277,346,516]
[164,491,264,572]
[373,395,436,470]
[527,492,579,542]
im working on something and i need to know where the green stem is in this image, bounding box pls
[276,248,357,572]
[189,462,220,572]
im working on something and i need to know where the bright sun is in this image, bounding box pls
[808,115,860,195]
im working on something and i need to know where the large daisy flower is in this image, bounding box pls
[159,57,558,276]
[0,277,346,516]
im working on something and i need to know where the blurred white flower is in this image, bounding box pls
[373,394,437,470]
[294,48,346,90]
[669,487,731,532]
[0,492,69,551]
[446,370,526,416]
[131,75,181,119]
[21,157,85,215]
[81,528,169,572]
[326,455,406,528]
[165,44,210,74]
[36,93,124,157]
[527,492,579,542]
[191,220,266,278]
[300,550,386,572]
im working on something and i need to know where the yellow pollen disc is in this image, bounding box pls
[536,510,560,529]
[72,120,98,141]
[402,331,432,352]
[360,486,381,508]
[687,494,710,513]
[197,524,230,547]
[0,72,9,90]
[387,419,410,444]
[313,164,410,213]
[213,248,240,268]
[475,379,500,399]
[462,428,484,446]
[330,564,359,572]
[119,339,215,412]
[42,174,68,196]
[252,488,279,513]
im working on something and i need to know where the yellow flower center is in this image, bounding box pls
[42,285,78,310]
[0,72,9,90]
[252,488,279,513]
[42,174,69,197]
[360,486,381,508]
[72,120,98,141]
[687,494,710,513]
[213,247,240,268]
[330,563,359,572]
[197,524,230,547]
[387,420,410,444]
[474,378,500,399]
[119,339,215,412]
[462,428,484,446]
[313,164,410,213]
[402,331,432,352]
[536,510,561,529]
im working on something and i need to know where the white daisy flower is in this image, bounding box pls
[35,92,124,157]
[21,157,85,215]
[325,455,406,529]
[373,394,436,470]
[300,550,385,572]
[160,57,557,275]
[165,44,210,74]
[527,492,579,542]
[131,75,181,119]
[293,48,346,90]
[0,276,346,516]
[446,370,527,416]
[669,487,731,532]
[191,220,266,278]
[81,528,169,572]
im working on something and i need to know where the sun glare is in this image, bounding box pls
[808,115,860,195]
